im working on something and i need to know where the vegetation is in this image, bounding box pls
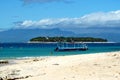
[30,37,107,42]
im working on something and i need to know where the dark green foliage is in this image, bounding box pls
[30,37,107,42]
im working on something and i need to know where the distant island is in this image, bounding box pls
[29,37,107,42]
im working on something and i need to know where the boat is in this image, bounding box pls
[54,42,88,52]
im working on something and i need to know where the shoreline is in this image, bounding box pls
[28,41,117,43]
[0,50,120,60]
[0,42,118,44]
[0,51,120,80]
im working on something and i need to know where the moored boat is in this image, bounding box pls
[54,42,88,52]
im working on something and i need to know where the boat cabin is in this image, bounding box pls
[54,42,88,52]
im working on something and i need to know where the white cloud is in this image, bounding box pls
[14,10,120,29]
[80,10,120,27]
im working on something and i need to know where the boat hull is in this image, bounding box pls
[54,47,88,52]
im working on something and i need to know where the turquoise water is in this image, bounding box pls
[0,43,120,59]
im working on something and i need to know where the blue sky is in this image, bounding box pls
[0,0,120,29]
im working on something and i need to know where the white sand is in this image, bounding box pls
[0,51,120,80]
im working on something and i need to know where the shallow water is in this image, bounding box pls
[0,43,120,59]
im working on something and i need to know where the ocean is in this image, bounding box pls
[0,43,120,59]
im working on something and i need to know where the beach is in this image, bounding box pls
[0,51,120,80]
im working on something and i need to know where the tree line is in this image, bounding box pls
[30,37,107,42]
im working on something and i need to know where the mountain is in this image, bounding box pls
[76,33,119,42]
[64,27,120,42]
[0,28,119,42]
[0,28,76,42]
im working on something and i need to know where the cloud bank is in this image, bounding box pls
[14,10,120,30]
[21,0,72,5]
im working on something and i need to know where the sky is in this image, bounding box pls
[0,0,120,30]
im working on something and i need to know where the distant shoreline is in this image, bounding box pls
[28,41,116,44]
[0,42,117,43]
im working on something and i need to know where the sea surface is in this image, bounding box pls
[0,43,120,59]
